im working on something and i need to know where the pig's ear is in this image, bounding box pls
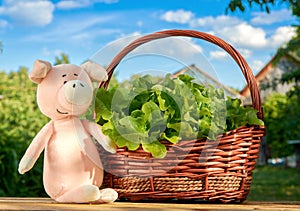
[81,61,108,82]
[29,60,52,84]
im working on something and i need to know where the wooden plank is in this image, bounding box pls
[0,198,300,211]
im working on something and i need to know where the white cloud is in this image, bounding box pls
[251,9,294,25]
[91,33,210,82]
[137,21,143,27]
[0,19,8,28]
[209,50,228,60]
[116,31,142,42]
[238,49,252,59]
[209,48,252,61]
[42,47,51,56]
[269,26,296,48]
[251,60,265,72]
[218,23,268,49]
[0,0,54,26]
[56,0,118,9]
[24,15,118,42]
[98,34,204,66]
[56,0,83,9]
[185,14,269,49]
[42,48,67,57]
[209,22,295,50]
[191,15,242,27]
[160,9,194,24]
[160,10,295,51]
[54,49,65,56]
[117,34,203,56]
[188,15,265,50]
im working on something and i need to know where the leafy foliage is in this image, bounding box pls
[277,27,300,93]
[226,0,290,14]
[226,0,300,158]
[95,74,263,158]
[226,97,264,131]
[0,68,48,196]
[54,53,70,65]
[263,93,295,158]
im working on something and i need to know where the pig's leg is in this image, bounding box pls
[55,185,101,203]
[55,185,118,203]
[98,188,118,203]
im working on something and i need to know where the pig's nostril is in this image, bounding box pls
[80,83,84,87]
[73,84,76,88]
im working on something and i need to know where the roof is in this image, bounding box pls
[240,54,278,97]
[172,64,241,98]
[240,52,299,99]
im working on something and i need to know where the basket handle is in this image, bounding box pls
[99,29,263,120]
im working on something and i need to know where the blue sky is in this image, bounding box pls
[0,0,297,89]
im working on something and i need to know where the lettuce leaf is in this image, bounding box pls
[96,74,264,158]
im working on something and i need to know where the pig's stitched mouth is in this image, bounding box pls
[56,109,69,115]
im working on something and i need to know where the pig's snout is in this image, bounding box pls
[64,80,92,106]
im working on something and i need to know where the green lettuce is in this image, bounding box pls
[95,74,264,158]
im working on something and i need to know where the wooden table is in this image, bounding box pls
[1,198,300,210]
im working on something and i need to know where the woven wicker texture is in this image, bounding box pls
[97,29,266,203]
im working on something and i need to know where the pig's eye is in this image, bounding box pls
[74,73,78,76]
[62,74,67,77]
[64,81,67,84]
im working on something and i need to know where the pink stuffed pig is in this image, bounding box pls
[18,60,118,203]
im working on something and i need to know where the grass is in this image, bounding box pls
[247,165,300,201]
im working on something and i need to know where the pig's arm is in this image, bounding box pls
[81,120,116,154]
[18,121,53,174]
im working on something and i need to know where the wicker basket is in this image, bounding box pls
[97,29,266,203]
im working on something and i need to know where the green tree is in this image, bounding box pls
[0,67,48,196]
[54,53,70,65]
[263,93,294,158]
[226,0,300,158]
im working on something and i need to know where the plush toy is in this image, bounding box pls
[18,60,118,203]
